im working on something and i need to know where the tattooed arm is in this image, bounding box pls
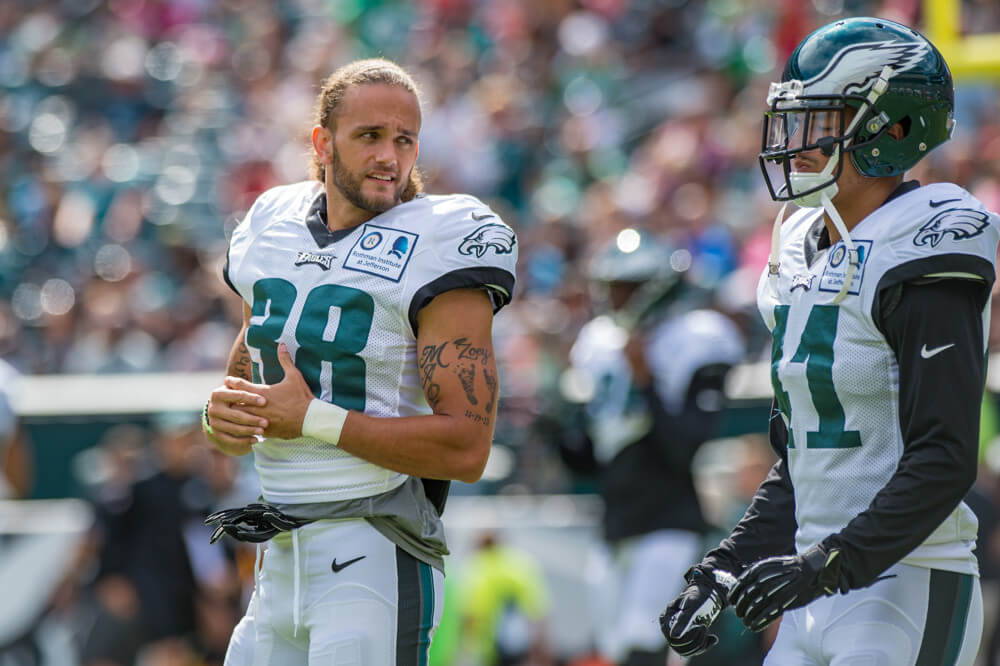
[226,306,254,381]
[225,288,499,482]
[334,287,498,482]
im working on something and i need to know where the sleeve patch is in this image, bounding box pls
[343,224,420,282]
[457,222,516,258]
[913,208,990,248]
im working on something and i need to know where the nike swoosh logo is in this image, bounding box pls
[920,343,955,359]
[929,198,962,208]
[471,212,495,221]
[331,555,366,573]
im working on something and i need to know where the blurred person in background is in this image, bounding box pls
[558,228,744,666]
[201,58,517,664]
[661,18,997,665]
[432,531,551,666]
[80,415,241,666]
[78,424,149,666]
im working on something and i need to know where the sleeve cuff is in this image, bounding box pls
[408,266,516,334]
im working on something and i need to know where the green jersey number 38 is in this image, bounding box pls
[245,277,374,412]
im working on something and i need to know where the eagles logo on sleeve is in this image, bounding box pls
[913,209,990,248]
[458,222,517,258]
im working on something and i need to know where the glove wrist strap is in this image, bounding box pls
[686,564,737,601]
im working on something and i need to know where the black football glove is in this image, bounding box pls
[659,564,738,657]
[205,503,312,544]
[729,544,843,632]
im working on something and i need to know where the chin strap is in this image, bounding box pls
[820,192,860,304]
[766,193,858,305]
[766,202,790,296]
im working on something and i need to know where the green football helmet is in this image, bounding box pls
[759,17,954,205]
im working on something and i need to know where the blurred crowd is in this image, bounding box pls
[4,0,1000,664]
[0,0,997,378]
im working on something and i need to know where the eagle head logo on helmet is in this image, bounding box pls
[758,17,954,206]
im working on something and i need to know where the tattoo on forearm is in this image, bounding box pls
[458,365,477,405]
[231,340,253,380]
[483,367,497,413]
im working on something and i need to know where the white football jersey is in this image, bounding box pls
[569,308,745,464]
[757,182,999,575]
[226,181,517,503]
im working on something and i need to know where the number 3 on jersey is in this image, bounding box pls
[771,304,861,449]
[245,277,374,411]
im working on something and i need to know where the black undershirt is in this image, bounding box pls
[706,277,988,588]
[704,186,991,588]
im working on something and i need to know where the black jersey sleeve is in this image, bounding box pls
[702,400,799,574]
[820,277,988,589]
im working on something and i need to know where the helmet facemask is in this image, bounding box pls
[760,66,896,304]
[759,81,886,207]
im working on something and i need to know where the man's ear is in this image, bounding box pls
[887,122,905,141]
[312,126,332,162]
[415,140,419,160]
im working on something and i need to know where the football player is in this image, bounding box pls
[561,229,744,665]
[659,18,998,665]
[201,59,517,665]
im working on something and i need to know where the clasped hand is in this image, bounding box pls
[729,544,842,633]
[206,343,315,452]
[660,545,842,656]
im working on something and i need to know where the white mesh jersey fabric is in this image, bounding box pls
[227,181,517,503]
[756,182,999,575]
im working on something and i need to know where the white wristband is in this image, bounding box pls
[301,399,349,446]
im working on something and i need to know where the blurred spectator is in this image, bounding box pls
[432,531,551,666]
[2,0,1000,662]
[2,0,994,385]
[78,415,244,666]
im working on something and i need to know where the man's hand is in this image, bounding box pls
[205,381,268,456]
[659,565,737,657]
[729,544,842,632]
[223,343,315,440]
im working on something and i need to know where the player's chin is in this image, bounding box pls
[362,183,402,211]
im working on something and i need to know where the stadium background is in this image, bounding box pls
[1,0,999,664]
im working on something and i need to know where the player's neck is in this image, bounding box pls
[824,177,902,244]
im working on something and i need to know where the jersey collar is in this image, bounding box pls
[804,180,921,262]
[305,192,358,248]
[883,179,920,206]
